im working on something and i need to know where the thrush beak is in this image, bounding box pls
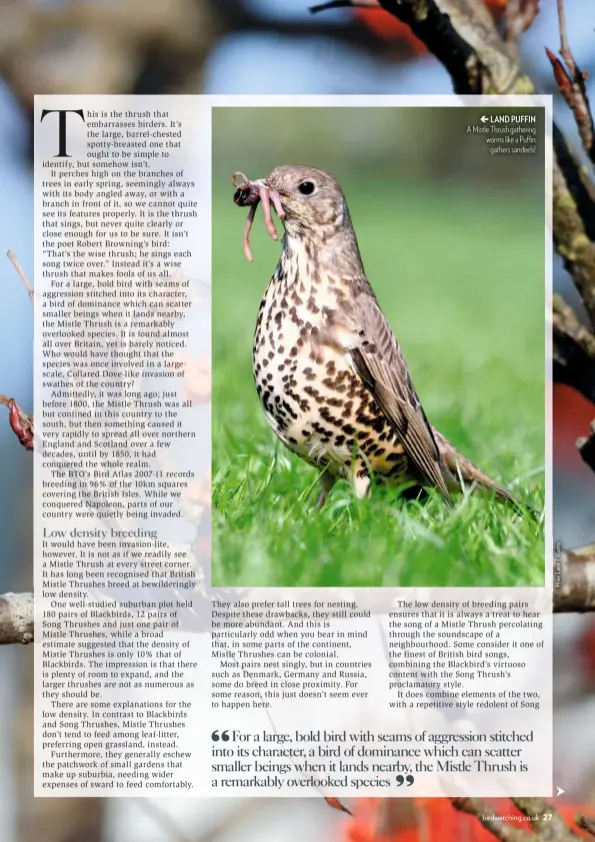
[231,171,285,262]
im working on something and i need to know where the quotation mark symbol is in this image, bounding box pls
[211,730,230,742]
[395,775,414,786]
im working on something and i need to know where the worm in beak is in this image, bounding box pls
[231,172,285,262]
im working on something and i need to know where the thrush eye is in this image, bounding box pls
[298,181,315,196]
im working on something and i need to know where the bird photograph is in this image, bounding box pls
[212,106,545,589]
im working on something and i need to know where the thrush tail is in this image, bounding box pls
[434,432,539,520]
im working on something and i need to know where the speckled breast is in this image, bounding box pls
[252,270,409,482]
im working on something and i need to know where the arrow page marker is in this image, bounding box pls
[557,787,565,796]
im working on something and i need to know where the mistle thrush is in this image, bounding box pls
[233,165,531,513]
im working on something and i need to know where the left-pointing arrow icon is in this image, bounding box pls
[556,787,565,796]
[481,115,489,123]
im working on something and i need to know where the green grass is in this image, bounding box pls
[212,177,545,588]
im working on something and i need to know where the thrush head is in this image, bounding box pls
[265,165,349,238]
[232,165,361,265]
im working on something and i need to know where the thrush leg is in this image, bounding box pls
[352,461,371,499]
[316,471,336,510]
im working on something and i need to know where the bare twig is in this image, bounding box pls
[0,395,34,450]
[0,593,33,645]
[577,815,595,838]
[546,0,595,162]
[3,252,35,448]
[504,0,539,45]
[7,250,34,304]
[556,0,574,75]
[325,797,353,815]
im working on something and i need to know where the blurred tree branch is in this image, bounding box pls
[555,543,595,612]
[0,593,33,645]
[0,0,422,129]
[0,0,217,99]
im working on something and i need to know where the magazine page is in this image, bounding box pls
[33,94,550,801]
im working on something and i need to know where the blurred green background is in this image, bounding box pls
[212,106,545,588]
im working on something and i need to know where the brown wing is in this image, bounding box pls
[346,294,453,503]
